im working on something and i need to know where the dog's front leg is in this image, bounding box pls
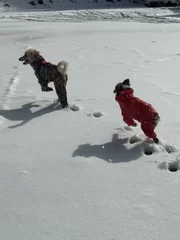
[38,80,53,92]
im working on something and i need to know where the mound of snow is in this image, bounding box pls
[1,0,145,11]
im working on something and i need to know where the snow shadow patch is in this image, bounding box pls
[72,133,143,163]
[0,101,61,129]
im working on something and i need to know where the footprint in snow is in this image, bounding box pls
[143,143,154,156]
[129,135,142,144]
[18,170,30,175]
[129,136,178,156]
[69,104,82,112]
[168,160,180,172]
[161,142,178,154]
[143,140,178,156]
[128,135,154,155]
[124,125,135,131]
[52,100,82,111]
[87,111,105,118]
[93,111,104,118]
[48,101,106,118]
[158,158,180,172]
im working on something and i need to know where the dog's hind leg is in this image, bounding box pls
[141,121,158,141]
[54,75,68,108]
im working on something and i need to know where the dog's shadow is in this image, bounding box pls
[0,101,61,129]
[72,133,143,163]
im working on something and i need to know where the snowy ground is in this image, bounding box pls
[1,9,180,240]
[2,0,180,23]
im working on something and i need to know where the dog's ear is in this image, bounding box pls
[28,50,40,62]
[113,83,122,94]
[122,78,130,86]
[33,50,40,59]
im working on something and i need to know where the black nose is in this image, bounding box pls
[19,56,25,61]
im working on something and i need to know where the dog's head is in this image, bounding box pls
[113,79,130,94]
[19,48,40,65]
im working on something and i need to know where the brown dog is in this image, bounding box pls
[19,48,69,108]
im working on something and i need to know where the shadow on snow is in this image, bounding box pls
[0,101,60,129]
[73,133,143,163]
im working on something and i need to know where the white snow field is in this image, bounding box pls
[1,6,180,240]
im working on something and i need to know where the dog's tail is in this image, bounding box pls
[57,61,68,75]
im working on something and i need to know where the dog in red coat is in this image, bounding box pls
[114,79,160,143]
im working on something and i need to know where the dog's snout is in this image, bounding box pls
[19,54,26,61]
[19,56,24,61]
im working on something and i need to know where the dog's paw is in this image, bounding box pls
[41,86,53,92]
[47,87,53,92]
[61,104,69,109]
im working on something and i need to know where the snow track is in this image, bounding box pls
[1,8,180,23]
[0,67,20,128]
[2,68,20,110]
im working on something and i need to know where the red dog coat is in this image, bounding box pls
[115,88,159,139]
